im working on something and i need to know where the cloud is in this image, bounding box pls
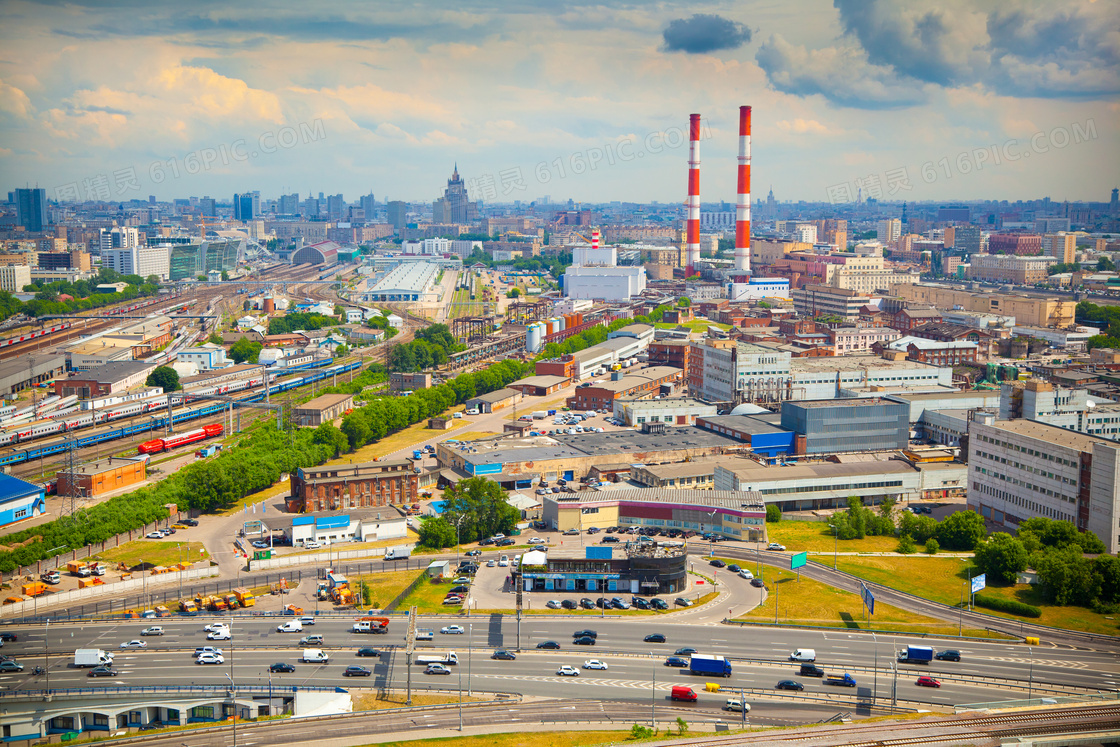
[661,14,750,54]
[756,34,927,109]
[833,0,990,86]
[775,118,830,135]
[0,79,34,119]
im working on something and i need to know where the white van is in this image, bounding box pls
[498,555,509,567]
[301,648,329,663]
[789,648,816,662]
[277,619,304,633]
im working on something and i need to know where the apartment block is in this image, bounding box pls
[967,254,1055,285]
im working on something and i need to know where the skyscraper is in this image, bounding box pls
[199,197,216,217]
[877,218,901,244]
[360,193,376,218]
[442,165,477,224]
[327,193,345,220]
[278,193,299,215]
[16,188,47,232]
[233,193,256,221]
[387,201,408,229]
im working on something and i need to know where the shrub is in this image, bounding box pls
[765,504,781,523]
[973,594,1042,618]
[630,724,655,738]
[925,538,939,555]
[897,534,916,554]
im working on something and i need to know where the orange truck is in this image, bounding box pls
[21,581,49,597]
[234,588,256,607]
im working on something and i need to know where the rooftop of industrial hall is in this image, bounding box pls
[442,425,744,463]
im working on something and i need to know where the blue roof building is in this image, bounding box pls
[0,473,47,528]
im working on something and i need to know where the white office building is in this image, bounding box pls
[102,246,171,281]
[968,414,1120,553]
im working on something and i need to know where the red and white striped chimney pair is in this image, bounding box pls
[685,107,751,276]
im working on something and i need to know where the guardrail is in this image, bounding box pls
[722,618,1015,644]
[248,543,417,572]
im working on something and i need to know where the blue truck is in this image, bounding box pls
[689,654,732,678]
[897,645,934,664]
[824,673,857,687]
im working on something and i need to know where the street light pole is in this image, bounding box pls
[44,618,49,692]
[457,646,463,732]
[468,623,472,697]
[650,652,656,730]
[224,672,237,747]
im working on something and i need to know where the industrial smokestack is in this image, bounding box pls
[686,113,701,275]
[734,105,751,274]
[591,228,600,252]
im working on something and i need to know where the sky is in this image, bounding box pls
[1,0,1117,206]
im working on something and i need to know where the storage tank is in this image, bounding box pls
[557,315,566,332]
[545,318,555,336]
[263,296,275,313]
[526,323,542,353]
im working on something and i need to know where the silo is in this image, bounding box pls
[263,296,275,313]
[557,315,566,332]
[526,323,541,353]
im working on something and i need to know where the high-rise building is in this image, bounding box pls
[877,218,901,244]
[327,193,345,220]
[0,264,31,292]
[387,201,408,229]
[950,225,981,256]
[360,193,376,218]
[304,197,320,217]
[988,233,1042,256]
[432,198,451,224]
[15,188,48,232]
[233,193,256,221]
[441,165,477,224]
[937,206,970,222]
[99,226,140,254]
[199,197,216,217]
[278,193,299,215]
[1041,233,1076,264]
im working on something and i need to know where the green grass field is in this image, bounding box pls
[91,540,209,569]
[735,565,997,637]
[654,319,731,332]
[833,556,1120,637]
[766,520,901,553]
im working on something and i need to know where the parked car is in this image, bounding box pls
[709,559,725,568]
[270,663,296,673]
[767,542,786,551]
[442,596,463,605]
[650,598,668,610]
[674,597,693,607]
[738,569,755,580]
[644,633,666,643]
[750,578,766,589]
[546,599,563,609]
[632,597,650,610]
[610,597,630,610]
[579,598,595,610]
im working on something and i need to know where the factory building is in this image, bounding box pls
[364,261,440,302]
[288,459,420,513]
[562,265,646,302]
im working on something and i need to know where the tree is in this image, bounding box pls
[146,275,161,286]
[973,532,1028,584]
[311,423,349,458]
[334,304,345,317]
[936,510,986,550]
[506,287,521,298]
[417,516,457,549]
[1099,257,1117,272]
[146,366,180,392]
[442,477,519,542]
[208,332,223,345]
[677,297,691,308]
[221,270,229,281]
[229,337,263,365]
[765,504,781,523]
[1034,546,1097,606]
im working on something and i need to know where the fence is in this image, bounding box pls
[1,565,220,619]
[248,543,416,571]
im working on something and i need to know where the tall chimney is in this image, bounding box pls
[591,228,600,252]
[734,105,752,274]
[686,113,701,275]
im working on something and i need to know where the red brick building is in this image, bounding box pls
[988,233,1043,256]
[892,307,943,332]
[648,341,690,371]
[567,366,683,411]
[288,459,419,513]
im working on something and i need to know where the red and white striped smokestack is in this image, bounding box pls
[592,228,600,252]
[686,113,701,275]
[734,105,751,273]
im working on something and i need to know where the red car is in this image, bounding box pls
[916,676,941,688]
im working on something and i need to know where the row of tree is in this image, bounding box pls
[971,517,1115,609]
[387,323,462,372]
[539,304,671,361]
[267,312,338,336]
[0,426,338,572]
[0,273,161,324]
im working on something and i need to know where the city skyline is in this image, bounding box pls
[1,0,1116,204]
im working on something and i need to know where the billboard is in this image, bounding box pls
[789,551,807,570]
[860,582,875,616]
[971,573,986,594]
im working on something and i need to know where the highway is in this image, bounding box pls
[1,615,1114,711]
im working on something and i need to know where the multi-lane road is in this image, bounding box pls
[2,614,1114,712]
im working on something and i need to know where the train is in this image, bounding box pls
[0,359,361,467]
[138,424,224,454]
